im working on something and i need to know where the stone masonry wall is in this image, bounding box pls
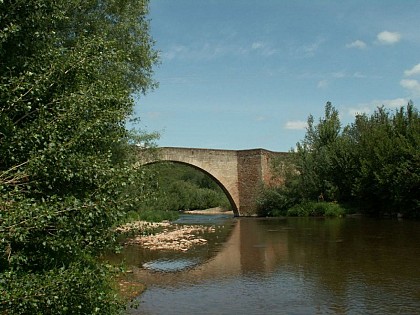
[237,149,264,216]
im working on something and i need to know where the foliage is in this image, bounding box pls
[323,203,346,217]
[287,202,346,217]
[294,101,343,201]
[259,102,419,218]
[139,162,232,212]
[350,104,420,216]
[1,261,122,315]
[123,209,179,223]
[0,0,158,313]
[256,187,290,217]
[256,152,300,217]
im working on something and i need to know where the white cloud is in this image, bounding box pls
[284,120,307,130]
[400,79,420,95]
[377,31,401,45]
[353,72,367,78]
[303,41,321,55]
[317,80,328,88]
[347,105,372,116]
[164,40,279,61]
[162,44,188,60]
[300,71,368,90]
[251,41,277,56]
[379,98,409,108]
[295,38,326,58]
[332,71,346,79]
[348,98,409,116]
[404,63,420,76]
[251,42,264,50]
[162,41,250,61]
[400,79,420,89]
[346,40,367,49]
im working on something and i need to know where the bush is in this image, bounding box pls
[257,188,289,217]
[287,202,317,216]
[323,203,346,217]
[118,209,179,224]
[1,257,122,314]
[287,201,345,217]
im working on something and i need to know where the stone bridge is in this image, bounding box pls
[137,147,288,216]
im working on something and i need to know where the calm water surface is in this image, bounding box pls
[114,215,420,315]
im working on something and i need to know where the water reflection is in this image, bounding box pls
[122,216,420,314]
[142,258,200,272]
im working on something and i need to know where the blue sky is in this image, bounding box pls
[133,0,420,152]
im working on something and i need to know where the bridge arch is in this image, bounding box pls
[137,147,286,216]
[144,160,239,216]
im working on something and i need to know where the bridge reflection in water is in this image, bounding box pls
[130,218,289,286]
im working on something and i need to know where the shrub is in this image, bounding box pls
[287,202,316,216]
[287,201,345,217]
[257,188,289,217]
[323,203,346,217]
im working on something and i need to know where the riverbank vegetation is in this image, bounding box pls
[258,102,419,218]
[0,1,158,314]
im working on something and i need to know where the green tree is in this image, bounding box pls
[0,0,158,313]
[259,101,419,218]
[351,104,420,216]
[295,102,342,201]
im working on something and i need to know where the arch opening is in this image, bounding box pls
[142,161,239,216]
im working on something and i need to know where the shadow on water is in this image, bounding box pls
[113,215,420,314]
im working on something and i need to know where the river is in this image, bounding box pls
[110,214,420,314]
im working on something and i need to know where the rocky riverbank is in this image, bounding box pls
[128,224,215,251]
[116,220,216,251]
